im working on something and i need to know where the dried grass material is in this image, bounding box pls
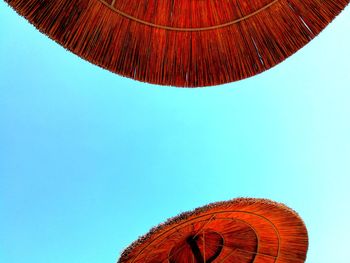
[4,0,349,87]
[118,198,308,263]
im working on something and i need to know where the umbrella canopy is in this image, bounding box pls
[5,0,349,87]
[119,198,308,262]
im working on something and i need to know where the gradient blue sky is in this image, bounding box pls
[1,3,350,263]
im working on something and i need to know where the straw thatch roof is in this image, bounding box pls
[119,198,308,262]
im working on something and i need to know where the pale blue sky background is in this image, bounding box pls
[1,3,350,263]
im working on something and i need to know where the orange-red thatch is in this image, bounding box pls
[119,198,308,262]
[5,0,349,87]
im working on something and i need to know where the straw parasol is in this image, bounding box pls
[119,198,308,262]
[5,0,349,87]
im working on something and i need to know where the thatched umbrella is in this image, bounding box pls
[119,198,308,262]
[5,0,349,87]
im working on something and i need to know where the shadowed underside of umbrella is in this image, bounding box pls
[119,198,308,263]
[5,0,349,87]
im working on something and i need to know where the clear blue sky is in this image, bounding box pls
[1,3,349,263]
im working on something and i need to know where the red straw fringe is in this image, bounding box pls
[5,0,350,87]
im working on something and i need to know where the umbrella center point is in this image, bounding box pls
[170,231,223,263]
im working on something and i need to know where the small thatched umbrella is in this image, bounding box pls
[119,198,308,262]
[5,0,349,87]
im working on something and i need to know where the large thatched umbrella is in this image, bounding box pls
[119,198,308,262]
[5,0,349,87]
